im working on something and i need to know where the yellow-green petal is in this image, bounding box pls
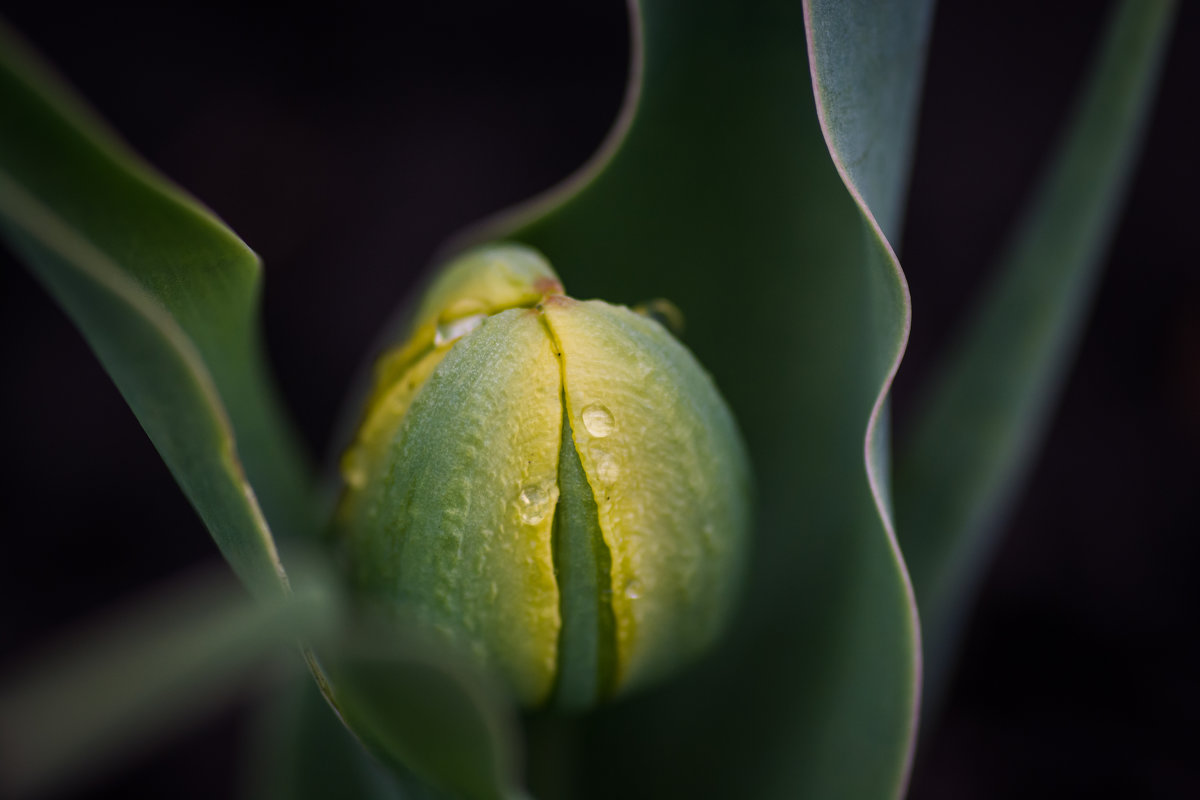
[344,308,564,705]
[412,243,563,335]
[542,298,752,694]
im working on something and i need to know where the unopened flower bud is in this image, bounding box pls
[337,244,751,710]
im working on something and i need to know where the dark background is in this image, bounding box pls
[1,2,1196,798]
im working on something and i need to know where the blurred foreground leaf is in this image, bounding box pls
[251,673,411,800]
[312,625,526,800]
[0,566,336,798]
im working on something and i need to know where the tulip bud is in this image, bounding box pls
[337,244,751,710]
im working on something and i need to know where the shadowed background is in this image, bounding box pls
[0,2,1196,797]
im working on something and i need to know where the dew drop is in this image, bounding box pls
[624,580,643,600]
[581,403,616,437]
[518,484,554,525]
[434,313,487,346]
[593,449,620,485]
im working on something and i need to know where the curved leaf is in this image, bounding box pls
[800,0,934,793]
[805,0,934,242]
[895,0,1177,707]
[447,0,928,796]
[0,21,314,595]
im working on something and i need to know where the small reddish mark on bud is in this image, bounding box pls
[540,294,576,309]
[534,277,564,296]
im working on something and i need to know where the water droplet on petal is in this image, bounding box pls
[435,313,487,346]
[592,449,620,485]
[581,403,616,437]
[518,484,555,524]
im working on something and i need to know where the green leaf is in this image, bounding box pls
[450,0,929,796]
[805,0,935,242]
[312,624,527,800]
[0,21,315,596]
[894,0,1177,708]
[249,672,413,800]
[0,565,337,798]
